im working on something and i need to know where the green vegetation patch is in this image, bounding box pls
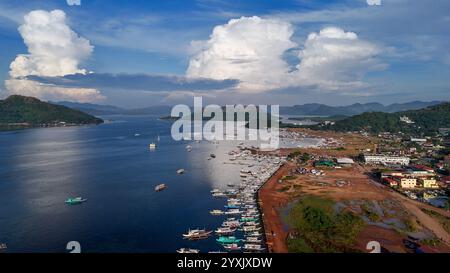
[286,196,365,253]
[0,95,103,127]
[421,209,450,234]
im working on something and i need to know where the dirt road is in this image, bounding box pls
[259,163,292,253]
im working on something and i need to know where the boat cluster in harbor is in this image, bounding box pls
[178,149,285,253]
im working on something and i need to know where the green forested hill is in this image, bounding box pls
[320,102,450,135]
[0,95,103,130]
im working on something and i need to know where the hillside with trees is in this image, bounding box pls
[0,95,103,131]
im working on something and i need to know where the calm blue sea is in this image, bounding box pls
[0,115,244,253]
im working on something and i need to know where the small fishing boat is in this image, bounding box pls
[244,244,265,251]
[239,217,258,222]
[155,184,167,192]
[242,226,261,232]
[217,236,242,244]
[65,197,87,205]
[223,243,241,251]
[245,237,262,243]
[210,209,224,215]
[177,169,185,174]
[215,226,236,235]
[177,248,199,253]
[224,205,240,209]
[222,220,241,228]
[149,143,156,149]
[212,192,226,198]
[182,229,212,240]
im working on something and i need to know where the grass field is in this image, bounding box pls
[286,196,365,253]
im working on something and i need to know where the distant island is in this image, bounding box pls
[0,95,103,131]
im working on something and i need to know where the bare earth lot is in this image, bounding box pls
[259,129,450,253]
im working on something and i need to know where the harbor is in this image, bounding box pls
[178,145,285,253]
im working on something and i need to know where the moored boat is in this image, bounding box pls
[182,229,212,240]
[65,197,87,205]
[215,226,236,235]
[217,236,242,244]
[177,248,200,253]
[210,209,224,215]
[223,243,241,251]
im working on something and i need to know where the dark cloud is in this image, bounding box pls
[27,73,239,92]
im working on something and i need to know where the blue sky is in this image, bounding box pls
[0,0,449,107]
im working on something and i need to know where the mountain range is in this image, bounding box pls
[57,101,444,117]
[280,101,444,116]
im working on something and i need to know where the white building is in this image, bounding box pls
[364,155,410,165]
[337,158,355,164]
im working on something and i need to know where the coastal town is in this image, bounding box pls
[257,127,450,253]
[174,125,450,253]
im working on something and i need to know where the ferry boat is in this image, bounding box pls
[154,184,167,192]
[65,197,87,205]
[177,248,200,253]
[182,229,212,240]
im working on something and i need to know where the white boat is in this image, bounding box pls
[225,209,242,215]
[247,231,262,237]
[149,143,156,149]
[243,226,260,232]
[210,209,224,215]
[177,248,199,253]
[244,244,265,251]
[222,220,241,228]
[215,227,237,235]
[177,169,185,174]
[154,184,167,192]
[245,237,261,243]
[223,243,241,251]
[212,192,226,198]
[182,229,212,240]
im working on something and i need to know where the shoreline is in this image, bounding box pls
[258,162,293,253]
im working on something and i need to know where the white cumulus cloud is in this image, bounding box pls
[6,9,103,102]
[186,16,296,92]
[187,16,384,93]
[294,27,384,90]
[10,9,93,78]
